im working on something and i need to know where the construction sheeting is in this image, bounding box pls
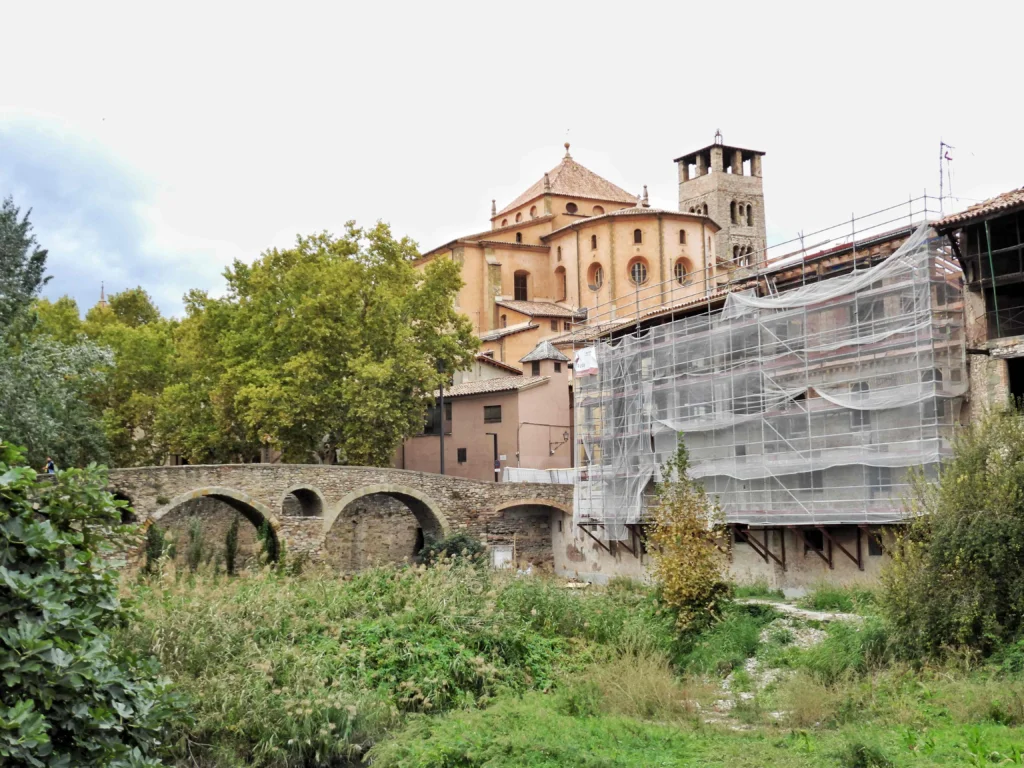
[573,225,965,539]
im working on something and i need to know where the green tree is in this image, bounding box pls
[33,295,84,343]
[157,221,477,466]
[84,289,175,467]
[0,199,111,467]
[647,439,730,631]
[0,196,49,330]
[881,405,1024,657]
[224,516,239,576]
[0,442,181,766]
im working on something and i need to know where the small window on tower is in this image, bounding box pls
[747,206,754,227]
[531,361,541,376]
[679,229,686,244]
[633,229,643,244]
[555,362,562,373]
[591,234,597,249]
[515,232,523,244]
[557,246,562,261]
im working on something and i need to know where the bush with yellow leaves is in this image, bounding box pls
[647,438,731,631]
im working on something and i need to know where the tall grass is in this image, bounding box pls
[799,582,878,614]
[115,560,679,767]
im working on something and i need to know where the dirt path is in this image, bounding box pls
[737,598,862,623]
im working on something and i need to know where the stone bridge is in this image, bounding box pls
[107,464,573,570]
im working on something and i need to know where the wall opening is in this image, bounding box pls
[1008,357,1024,402]
[282,487,324,517]
[155,493,280,567]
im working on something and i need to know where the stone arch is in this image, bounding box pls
[490,498,572,569]
[151,486,282,561]
[493,497,572,516]
[110,490,137,524]
[324,483,449,539]
[281,485,326,517]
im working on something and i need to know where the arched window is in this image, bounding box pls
[513,270,529,301]
[591,234,597,250]
[529,205,537,218]
[592,205,605,215]
[556,246,562,262]
[587,263,604,291]
[702,203,708,215]
[566,202,578,214]
[633,229,643,244]
[730,200,737,224]
[733,245,740,262]
[628,258,648,286]
[501,314,507,327]
[516,232,523,244]
[679,229,686,245]
[501,218,508,227]
[674,258,693,285]
[555,266,567,301]
[515,212,522,223]
[747,206,754,227]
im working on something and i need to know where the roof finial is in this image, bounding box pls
[714,129,723,145]
[491,199,496,217]
[98,282,108,308]
[544,172,552,192]
[641,185,650,208]
[564,142,571,158]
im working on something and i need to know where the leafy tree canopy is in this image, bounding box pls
[156,222,477,465]
[0,196,49,331]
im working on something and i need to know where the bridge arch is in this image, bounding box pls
[281,485,326,517]
[324,483,450,539]
[152,486,282,562]
[493,497,572,517]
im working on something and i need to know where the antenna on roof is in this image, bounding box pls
[491,199,496,217]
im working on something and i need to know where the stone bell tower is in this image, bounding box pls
[674,131,767,272]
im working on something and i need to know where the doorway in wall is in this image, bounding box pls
[1007,357,1024,403]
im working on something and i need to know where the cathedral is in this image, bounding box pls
[414,133,767,364]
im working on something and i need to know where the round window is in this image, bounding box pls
[566,202,579,214]
[674,259,692,285]
[630,260,648,286]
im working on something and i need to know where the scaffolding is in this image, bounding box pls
[572,217,966,540]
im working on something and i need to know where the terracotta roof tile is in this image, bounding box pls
[520,340,570,363]
[934,187,1024,230]
[439,375,549,398]
[497,155,636,216]
[478,321,538,341]
[495,299,581,318]
[475,354,522,374]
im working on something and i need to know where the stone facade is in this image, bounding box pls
[108,464,573,572]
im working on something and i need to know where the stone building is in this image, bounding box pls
[934,187,1024,415]
[675,130,768,273]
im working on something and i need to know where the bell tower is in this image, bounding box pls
[674,131,766,273]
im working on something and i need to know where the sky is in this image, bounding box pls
[1,1,1021,317]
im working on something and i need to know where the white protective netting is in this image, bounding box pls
[573,225,965,539]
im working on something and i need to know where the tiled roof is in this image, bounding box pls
[439,375,549,398]
[497,154,636,216]
[934,187,1024,230]
[520,340,570,363]
[475,353,522,374]
[495,299,580,318]
[478,321,538,341]
[541,207,715,241]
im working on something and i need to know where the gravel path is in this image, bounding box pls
[737,598,862,622]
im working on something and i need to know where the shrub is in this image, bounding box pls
[144,522,165,573]
[186,518,204,572]
[224,515,239,576]
[676,603,775,675]
[0,442,180,767]
[797,618,891,686]
[881,406,1024,656]
[647,439,730,631]
[836,739,893,768]
[419,531,486,565]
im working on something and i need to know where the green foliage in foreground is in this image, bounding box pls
[419,531,486,564]
[882,405,1024,656]
[116,562,674,767]
[0,443,179,767]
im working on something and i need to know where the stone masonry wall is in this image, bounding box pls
[158,496,262,570]
[107,465,573,573]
